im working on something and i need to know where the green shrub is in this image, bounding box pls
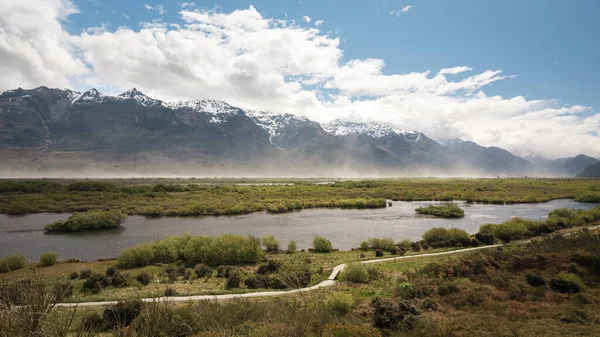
[422,227,470,247]
[164,287,177,296]
[396,282,416,299]
[287,240,297,253]
[371,298,420,331]
[39,252,57,267]
[118,244,155,268]
[262,235,280,252]
[194,264,212,278]
[326,292,354,316]
[420,298,439,311]
[79,269,92,279]
[136,272,152,286]
[44,210,126,232]
[575,191,600,203]
[313,236,333,252]
[526,272,546,287]
[256,260,281,275]
[244,275,269,289]
[359,241,370,251]
[549,272,585,294]
[226,271,241,289]
[437,283,460,296]
[106,266,117,277]
[0,255,27,273]
[398,239,412,250]
[415,203,464,218]
[375,249,384,257]
[102,300,143,329]
[340,263,370,283]
[368,237,395,251]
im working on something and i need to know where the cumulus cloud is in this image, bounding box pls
[303,15,311,23]
[0,0,88,90]
[144,3,166,15]
[315,20,324,26]
[179,2,195,8]
[0,2,598,158]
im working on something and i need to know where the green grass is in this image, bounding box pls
[0,177,598,216]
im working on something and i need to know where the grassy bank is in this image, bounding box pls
[0,178,598,216]
[3,229,600,336]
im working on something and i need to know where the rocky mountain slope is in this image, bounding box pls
[0,86,591,177]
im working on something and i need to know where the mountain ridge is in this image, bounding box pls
[0,86,593,177]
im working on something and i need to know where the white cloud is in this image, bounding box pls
[0,3,598,158]
[123,12,130,19]
[314,20,324,26]
[303,15,311,23]
[438,66,472,75]
[179,2,195,8]
[391,5,413,17]
[144,3,166,15]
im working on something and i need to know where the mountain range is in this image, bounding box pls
[0,86,598,177]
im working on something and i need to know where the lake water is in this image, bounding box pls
[0,199,596,261]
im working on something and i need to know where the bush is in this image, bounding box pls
[194,264,212,278]
[39,252,57,267]
[244,275,269,289]
[44,210,126,232]
[69,271,79,280]
[375,249,384,257]
[118,244,155,268]
[371,298,420,331]
[226,271,241,289]
[79,269,92,279]
[475,232,495,245]
[420,298,439,311]
[525,272,546,287]
[313,236,333,252]
[422,227,471,247]
[549,272,585,294]
[136,272,152,286]
[479,218,530,243]
[340,263,370,283]
[359,241,370,251]
[106,266,117,277]
[256,260,281,275]
[396,282,416,299]
[398,239,412,250]
[164,287,177,296]
[326,292,354,316]
[0,254,27,273]
[216,265,233,278]
[82,273,109,293]
[415,203,464,218]
[102,300,143,329]
[368,237,395,251]
[262,235,280,252]
[287,240,297,253]
[437,283,460,296]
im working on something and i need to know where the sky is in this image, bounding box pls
[1,0,599,159]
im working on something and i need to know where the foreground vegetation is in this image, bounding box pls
[0,178,598,216]
[3,227,600,336]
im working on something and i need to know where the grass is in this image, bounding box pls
[0,177,598,216]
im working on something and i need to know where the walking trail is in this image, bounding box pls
[55,243,502,308]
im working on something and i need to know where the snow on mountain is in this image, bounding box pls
[163,99,240,123]
[246,109,309,142]
[117,88,161,107]
[321,119,421,141]
[437,138,467,148]
[72,88,106,105]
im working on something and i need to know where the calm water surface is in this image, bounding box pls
[0,200,596,261]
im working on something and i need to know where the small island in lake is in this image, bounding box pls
[415,203,465,218]
[44,210,127,233]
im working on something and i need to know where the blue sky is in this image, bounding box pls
[1,0,599,157]
[69,0,600,113]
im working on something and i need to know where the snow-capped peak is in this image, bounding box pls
[246,109,309,142]
[438,138,467,148]
[118,88,160,107]
[321,119,401,139]
[163,99,241,124]
[72,88,105,104]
